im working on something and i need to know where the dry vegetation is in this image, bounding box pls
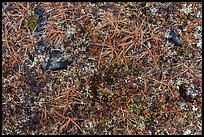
[2,2,202,135]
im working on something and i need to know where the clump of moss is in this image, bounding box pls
[88,60,131,103]
[25,12,39,32]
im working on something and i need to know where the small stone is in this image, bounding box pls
[34,8,45,16]
[49,49,63,59]
[34,40,48,53]
[165,29,181,46]
[45,59,73,71]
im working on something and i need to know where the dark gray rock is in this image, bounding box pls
[45,59,73,71]
[165,29,181,46]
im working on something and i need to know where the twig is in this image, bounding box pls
[140,41,159,69]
